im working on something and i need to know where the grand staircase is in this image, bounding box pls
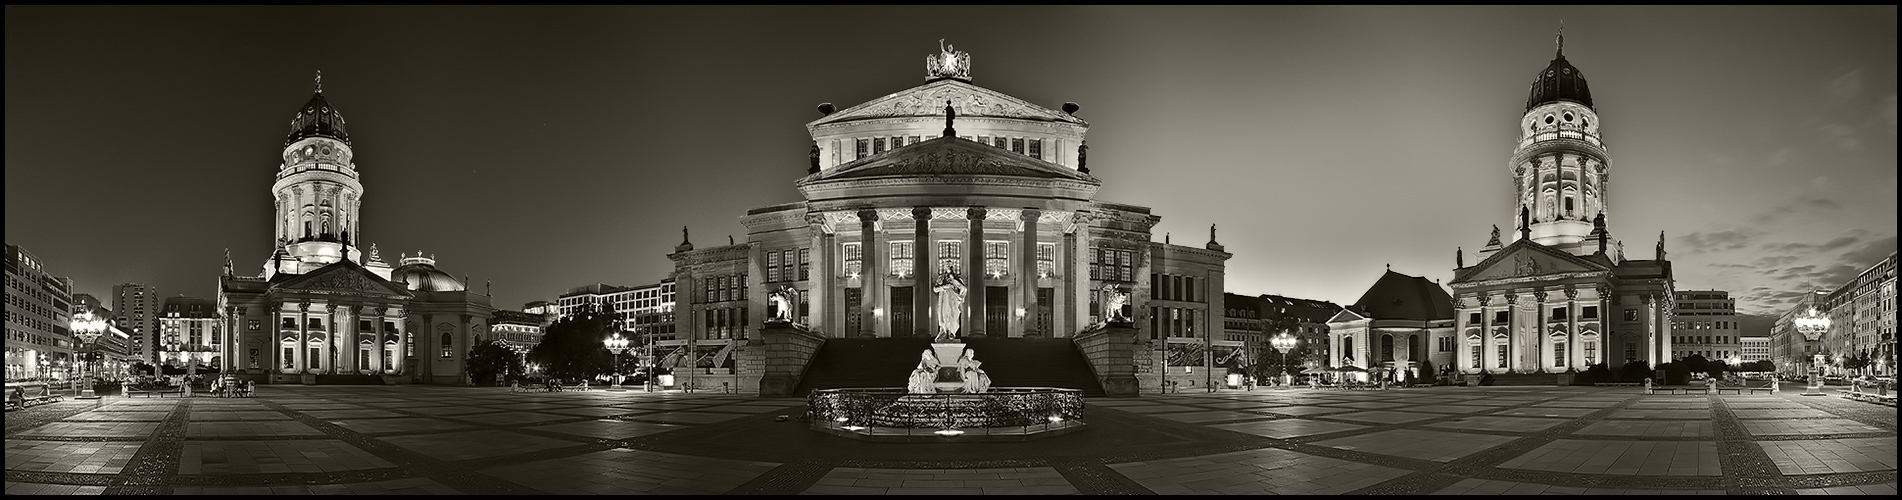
[792,337,1105,397]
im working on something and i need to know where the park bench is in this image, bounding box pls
[1748,381,1779,395]
[1713,386,1743,395]
[567,381,590,392]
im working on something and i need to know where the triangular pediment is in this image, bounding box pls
[1453,239,1610,284]
[800,135,1099,183]
[272,259,413,299]
[1326,308,1368,324]
[807,78,1086,128]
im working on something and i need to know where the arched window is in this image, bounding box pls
[439,332,453,359]
[1343,336,1354,363]
[1380,334,1394,362]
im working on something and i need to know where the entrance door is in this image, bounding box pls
[986,286,1009,337]
[890,287,913,337]
[844,288,862,338]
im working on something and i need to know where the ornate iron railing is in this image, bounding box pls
[808,387,1084,431]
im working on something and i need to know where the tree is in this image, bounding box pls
[1417,358,1436,384]
[1751,360,1775,373]
[466,341,523,386]
[527,311,615,380]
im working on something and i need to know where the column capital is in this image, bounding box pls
[1534,289,1548,303]
[1020,208,1042,221]
[911,206,932,220]
[967,206,987,220]
[1564,285,1578,300]
[298,301,311,312]
[856,209,878,224]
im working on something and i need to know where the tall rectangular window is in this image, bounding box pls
[1029,139,1042,160]
[985,241,1008,277]
[1037,243,1054,277]
[1149,306,1159,339]
[1554,342,1567,368]
[907,135,920,146]
[994,137,1007,148]
[890,241,913,278]
[1011,137,1025,154]
[844,243,862,276]
[798,248,810,281]
[1091,249,1103,280]
[872,137,887,155]
[1118,250,1134,282]
[855,138,869,160]
[1472,344,1482,369]
[938,240,962,274]
[1497,345,1509,368]
[705,277,717,303]
[766,251,781,283]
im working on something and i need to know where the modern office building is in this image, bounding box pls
[5,243,75,381]
[1673,290,1739,362]
[113,282,160,363]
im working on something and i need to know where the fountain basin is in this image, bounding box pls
[807,387,1086,442]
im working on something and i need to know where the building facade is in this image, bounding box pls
[1740,335,1770,363]
[113,283,159,364]
[1446,35,1675,374]
[1224,293,1339,376]
[218,77,495,385]
[1818,251,1896,377]
[664,44,1230,393]
[158,296,222,372]
[5,243,74,381]
[1672,290,1739,362]
[1327,270,1457,381]
[1771,290,1831,379]
[487,309,547,360]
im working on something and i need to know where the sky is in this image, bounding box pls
[6,6,1895,325]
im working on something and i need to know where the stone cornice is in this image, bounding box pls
[1450,271,1612,290]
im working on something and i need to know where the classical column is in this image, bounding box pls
[1503,293,1519,373]
[371,307,386,374]
[1566,287,1581,369]
[912,207,931,337]
[966,207,987,337]
[1535,289,1548,372]
[1595,285,1610,367]
[344,305,360,374]
[857,209,879,338]
[270,302,283,373]
[818,227,836,335]
[419,314,434,382]
[296,302,311,372]
[1061,229,1079,337]
[1020,208,1042,336]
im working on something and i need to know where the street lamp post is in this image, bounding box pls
[604,332,631,391]
[70,312,109,399]
[1271,332,1298,389]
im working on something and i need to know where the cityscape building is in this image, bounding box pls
[217,75,495,385]
[1224,293,1339,375]
[1326,270,1456,382]
[1672,290,1739,362]
[1771,290,1831,379]
[157,296,221,372]
[5,243,74,381]
[1445,33,1676,373]
[663,44,1231,394]
[112,282,159,363]
[1819,251,1896,377]
[1740,334,1770,363]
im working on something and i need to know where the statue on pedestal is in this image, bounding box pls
[958,348,990,393]
[907,349,940,394]
[1102,283,1130,324]
[933,270,967,341]
[767,287,797,324]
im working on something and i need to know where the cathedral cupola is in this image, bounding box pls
[1525,27,1594,112]
[286,71,351,146]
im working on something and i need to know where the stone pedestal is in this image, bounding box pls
[1463,374,1482,387]
[1073,322,1140,397]
[759,322,826,396]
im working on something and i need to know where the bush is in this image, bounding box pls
[1574,363,1611,385]
[1662,361,1690,385]
[1617,360,1652,382]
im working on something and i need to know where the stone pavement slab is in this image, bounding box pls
[482,447,778,494]
[1757,437,1897,475]
[5,440,142,474]
[177,439,391,475]
[380,429,579,461]
[1498,439,1722,476]
[1211,419,1368,439]
[1313,429,1518,462]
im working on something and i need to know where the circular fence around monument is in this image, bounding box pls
[807,387,1085,440]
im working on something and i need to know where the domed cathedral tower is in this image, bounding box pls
[220,74,493,387]
[269,71,368,278]
[673,42,1232,397]
[1449,29,1674,376]
[1507,27,1618,259]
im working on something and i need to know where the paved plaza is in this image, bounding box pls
[4,385,1895,495]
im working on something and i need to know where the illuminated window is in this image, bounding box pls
[1554,341,1566,367]
[890,241,913,278]
[843,243,862,276]
[1037,243,1054,277]
[985,241,1008,277]
[1497,345,1509,368]
[938,240,962,274]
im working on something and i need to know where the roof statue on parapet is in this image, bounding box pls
[926,39,972,81]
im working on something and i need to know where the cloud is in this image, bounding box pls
[1763,148,1792,170]
[1818,123,1860,151]
[1747,193,1845,225]
[1881,95,1897,133]
[1759,229,1869,254]
[1677,229,1760,253]
[1824,68,1864,108]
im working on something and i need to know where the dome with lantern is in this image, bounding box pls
[390,254,466,292]
[1525,31,1594,112]
[286,73,350,146]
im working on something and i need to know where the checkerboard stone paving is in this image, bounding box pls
[1110,447,1411,494]
[3,384,1896,494]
